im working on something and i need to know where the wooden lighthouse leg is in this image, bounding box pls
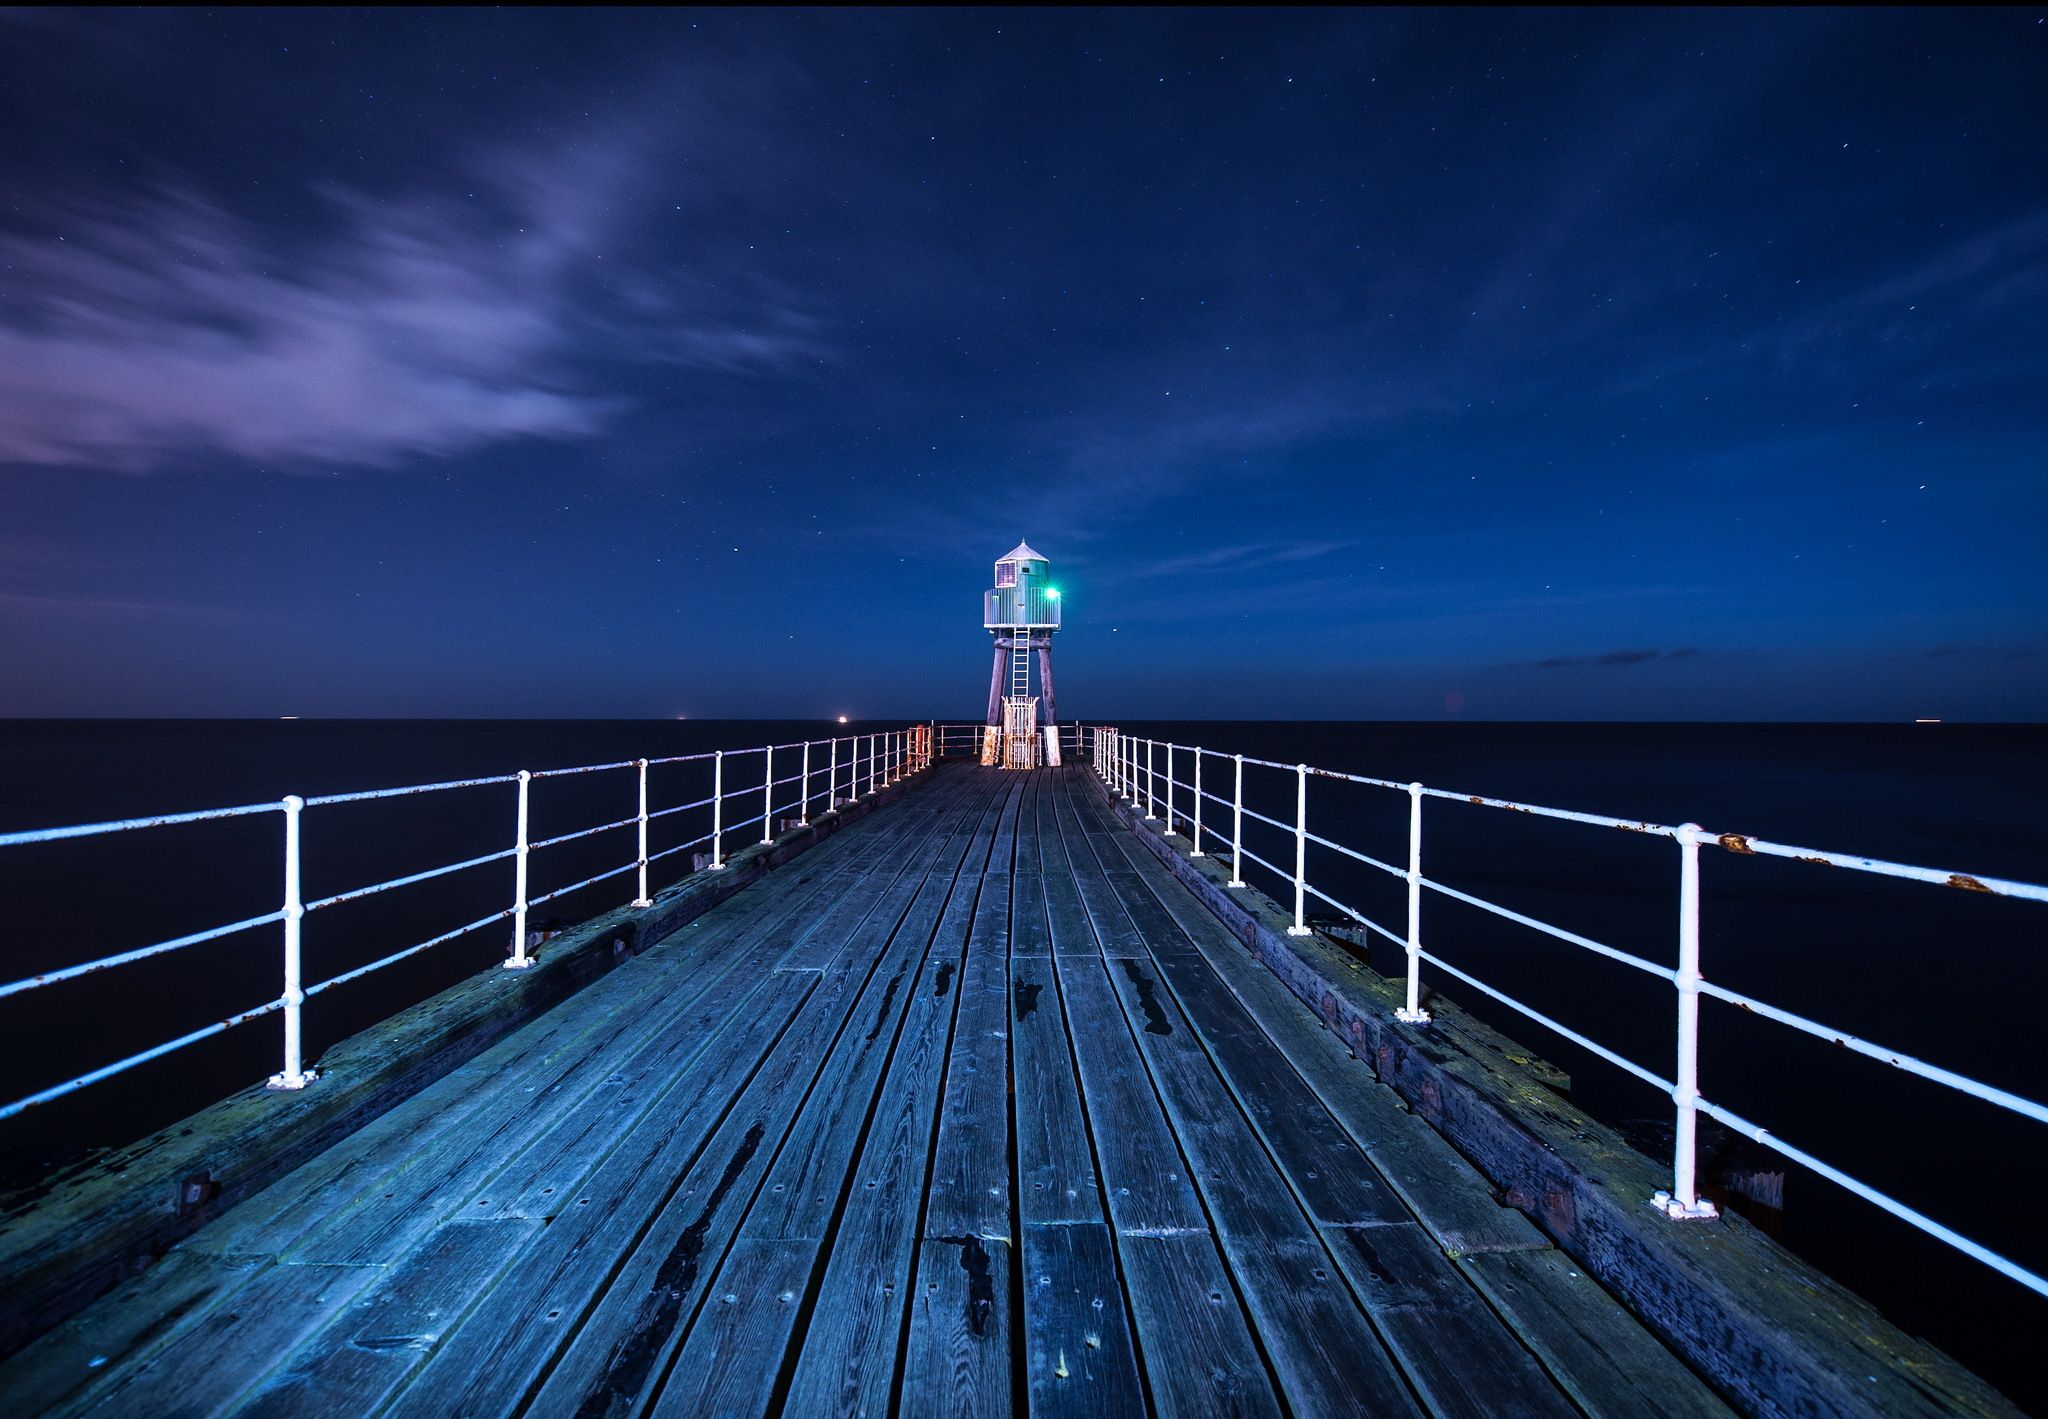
[1036,639,1061,765]
[983,641,1007,765]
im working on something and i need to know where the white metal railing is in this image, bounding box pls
[0,727,934,1118]
[1088,728,2048,1299]
[933,721,1087,759]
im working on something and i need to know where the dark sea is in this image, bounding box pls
[2,718,2044,1408]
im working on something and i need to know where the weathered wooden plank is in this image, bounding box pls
[1069,774,1577,1413]
[182,938,741,1259]
[1114,1233,1283,1419]
[921,781,1020,1241]
[372,973,816,1419]
[4,957,814,1417]
[0,1251,270,1415]
[1319,1219,1576,1418]
[398,793,989,1418]
[1460,1248,1734,1419]
[903,1235,1014,1419]
[1011,774,1050,957]
[1100,953,1422,1418]
[643,1237,815,1419]
[360,786,974,1261]
[1056,789,1405,1231]
[1009,949,1101,1226]
[185,783,957,1268]
[1122,948,1409,1226]
[285,954,789,1266]
[740,792,998,1242]
[1048,774,1269,1408]
[479,986,789,1223]
[654,793,1008,1416]
[1047,791,1146,961]
[1019,1221,1145,1419]
[1049,960,1204,1234]
[903,784,1020,1419]
[1068,774,1551,1256]
[362,774,991,1416]
[523,790,999,1418]
[1006,795,1145,1419]
[234,1219,541,1418]
[1051,959,1277,1417]
[56,1260,381,1416]
[780,940,975,1413]
[779,785,1007,1412]
[774,780,985,971]
[1037,787,1109,961]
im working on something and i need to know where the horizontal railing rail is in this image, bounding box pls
[933,721,1087,759]
[1087,727,2048,1300]
[0,726,948,1123]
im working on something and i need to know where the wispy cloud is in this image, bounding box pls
[0,140,825,471]
[1135,539,1352,580]
[1499,647,1702,670]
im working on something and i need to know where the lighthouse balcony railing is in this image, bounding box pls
[0,726,934,1126]
[1086,728,2048,1301]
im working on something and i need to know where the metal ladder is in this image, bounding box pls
[1010,634,1033,700]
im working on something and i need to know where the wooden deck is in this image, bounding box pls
[0,763,1730,1418]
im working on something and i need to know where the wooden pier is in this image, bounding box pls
[0,762,1744,1417]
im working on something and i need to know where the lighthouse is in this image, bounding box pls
[981,540,1062,768]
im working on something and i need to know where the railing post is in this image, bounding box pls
[506,771,534,967]
[1145,739,1157,820]
[268,794,314,1089]
[1164,743,1177,835]
[800,741,812,826]
[633,759,652,908]
[709,752,727,870]
[762,746,775,845]
[1288,764,1311,935]
[1190,749,1205,857]
[1396,783,1431,1023]
[830,737,840,809]
[1228,755,1246,887]
[1655,824,1719,1220]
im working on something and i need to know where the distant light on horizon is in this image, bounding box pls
[838,715,849,724]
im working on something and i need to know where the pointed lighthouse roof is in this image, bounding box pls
[999,540,1046,563]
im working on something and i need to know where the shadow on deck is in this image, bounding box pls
[0,763,1728,1417]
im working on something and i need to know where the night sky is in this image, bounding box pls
[3,8,2044,721]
